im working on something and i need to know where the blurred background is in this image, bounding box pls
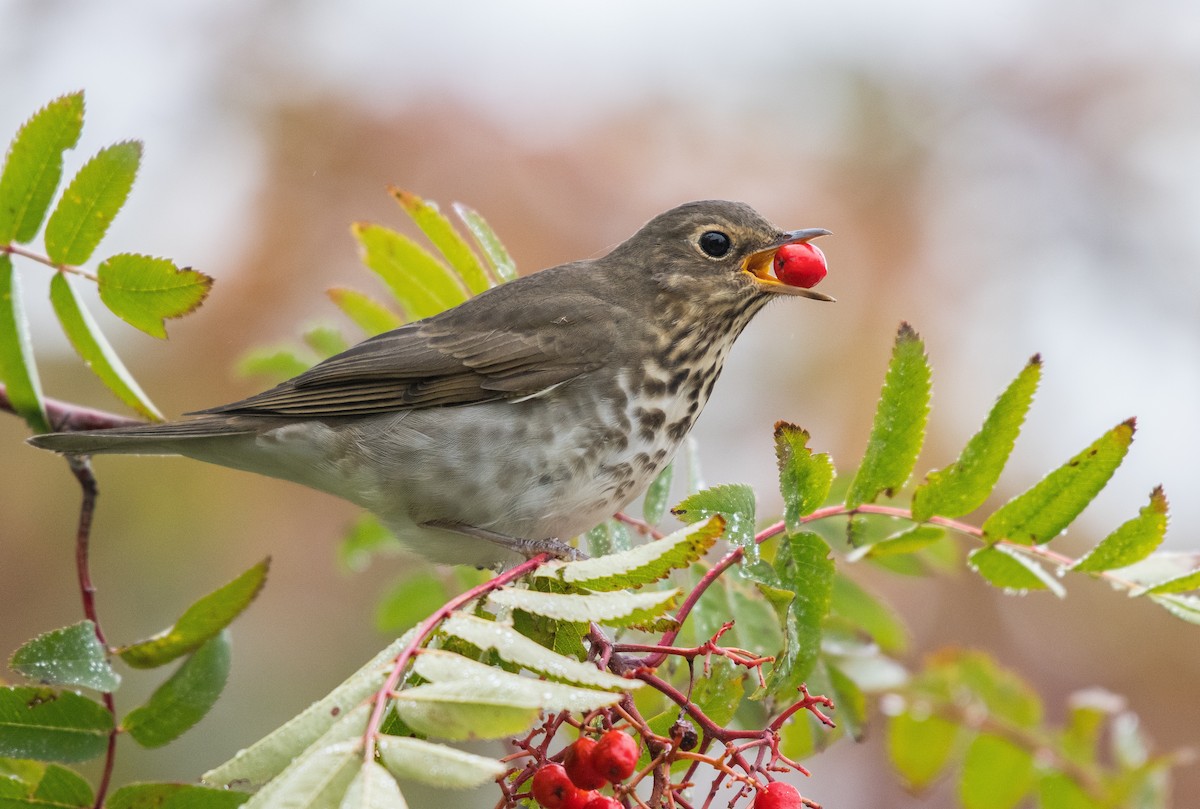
[1,0,1198,805]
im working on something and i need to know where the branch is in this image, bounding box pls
[0,383,143,432]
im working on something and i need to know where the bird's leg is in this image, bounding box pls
[421,519,588,561]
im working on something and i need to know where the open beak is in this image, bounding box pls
[742,228,835,301]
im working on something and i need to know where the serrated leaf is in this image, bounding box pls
[489,587,679,627]
[452,202,516,284]
[326,288,402,336]
[1037,772,1100,809]
[848,524,945,562]
[118,558,268,669]
[829,573,908,654]
[584,519,631,557]
[673,484,756,560]
[44,141,140,265]
[983,420,1135,545]
[1141,568,1200,595]
[0,256,50,433]
[392,190,489,294]
[1072,487,1169,573]
[377,735,504,789]
[240,739,360,809]
[960,733,1035,809]
[123,631,230,748]
[352,223,467,320]
[913,356,1041,521]
[237,347,313,382]
[96,253,212,339]
[0,687,112,763]
[339,761,406,809]
[887,711,958,790]
[9,620,119,692]
[49,273,162,420]
[106,783,249,809]
[393,687,539,741]
[1147,593,1200,625]
[17,763,94,807]
[203,638,407,788]
[374,573,447,634]
[968,545,1065,597]
[845,323,931,508]
[0,93,84,244]
[535,517,723,592]
[642,462,674,526]
[694,575,781,660]
[775,422,835,532]
[439,613,639,691]
[303,325,348,359]
[765,532,835,698]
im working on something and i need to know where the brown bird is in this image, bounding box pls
[30,201,833,568]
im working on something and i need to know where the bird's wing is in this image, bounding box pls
[192,286,621,418]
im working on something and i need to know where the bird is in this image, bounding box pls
[29,200,833,569]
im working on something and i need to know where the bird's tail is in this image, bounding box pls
[28,418,254,456]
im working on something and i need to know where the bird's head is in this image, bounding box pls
[616,200,835,303]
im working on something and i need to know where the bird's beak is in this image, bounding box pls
[741,228,835,301]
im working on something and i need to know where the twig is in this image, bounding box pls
[0,383,144,432]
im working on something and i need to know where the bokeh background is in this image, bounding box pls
[2,1,1198,806]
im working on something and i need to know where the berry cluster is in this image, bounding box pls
[530,730,638,808]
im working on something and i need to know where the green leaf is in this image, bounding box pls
[0,687,112,763]
[774,421,835,532]
[765,532,835,698]
[326,287,403,336]
[239,739,361,809]
[374,573,447,634]
[452,202,517,284]
[338,513,401,573]
[394,689,538,742]
[488,587,679,627]
[43,141,140,265]
[118,558,268,668]
[983,419,1136,545]
[392,190,489,294]
[848,524,945,561]
[845,323,932,508]
[96,253,213,339]
[959,733,1035,809]
[825,660,867,741]
[303,325,348,359]
[352,223,467,321]
[1072,487,1169,573]
[535,517,723,592]
[968,545,1065,597]
[954,650,1043,727]
[439,613,639,692]
[886,710,958,790]
[0,93,84,244]
[913,355,1041,521]
[1141,568,1200,595]
[339,761,405,809]
[203,636,409,788]
[584,519,632,557]
[377,735,504,789]
[123,631,230,748]
[49,273,162,420]
[642,462,674,526]
[690,657,745,728]
[26,764,94,807]
[829,573,908,654]
[236,346,313,382]
[0,256,50,433]
[1037,772,1100,809]
[106,782,250,809]
[9,621,120,693]
[672,483,756,559]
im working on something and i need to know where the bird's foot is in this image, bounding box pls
[422,520,587,562]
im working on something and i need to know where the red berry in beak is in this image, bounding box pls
[772,242,827,289]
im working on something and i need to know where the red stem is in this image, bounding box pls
[0,383,144,432]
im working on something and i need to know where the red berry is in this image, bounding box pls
[564,737,608,790]
[532,763,587,809]
[583,796,622,809]
[563,789,598,809]
[772,242,827,289]
[591,730,638,783]
[754,780,804,809]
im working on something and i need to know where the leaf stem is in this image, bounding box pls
[0,243,98,281]
[0,383,144,431]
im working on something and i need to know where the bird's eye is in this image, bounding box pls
[698,230,732,258]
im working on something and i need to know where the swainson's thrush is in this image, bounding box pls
[30,201,832,568]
